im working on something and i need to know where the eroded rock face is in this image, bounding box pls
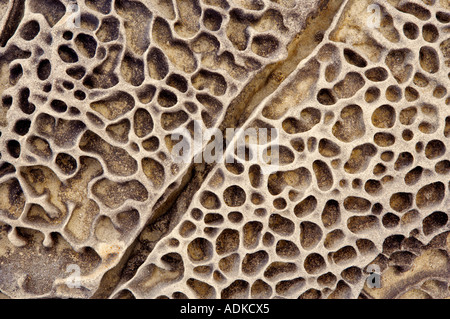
[0,0,449,299]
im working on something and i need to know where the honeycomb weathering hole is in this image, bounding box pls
[0,0,449,300]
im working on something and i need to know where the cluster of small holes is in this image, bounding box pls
[2,0,450,302]
[0,0,334,299]
[119,0,450,300]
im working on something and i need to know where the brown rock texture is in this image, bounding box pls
[0,0,449,299]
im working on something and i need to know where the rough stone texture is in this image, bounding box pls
[0,0,449,299]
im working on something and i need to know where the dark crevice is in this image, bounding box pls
[92,0,345,298]
[0,0,25,47]
[219,0,344,131]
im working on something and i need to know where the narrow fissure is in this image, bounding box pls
[93,0,346,298]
